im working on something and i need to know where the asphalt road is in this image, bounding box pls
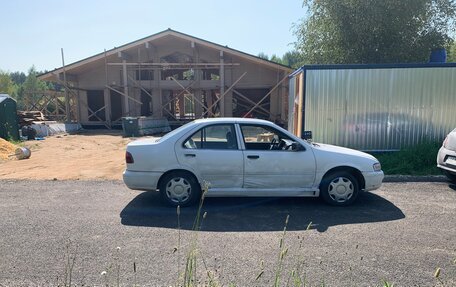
[0,180,455,286]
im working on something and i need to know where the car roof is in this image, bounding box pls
[193,117,273,125]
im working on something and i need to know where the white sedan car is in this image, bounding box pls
[437,128,456,183]
[123,118,384,206]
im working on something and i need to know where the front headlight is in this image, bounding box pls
[373,162,382,171]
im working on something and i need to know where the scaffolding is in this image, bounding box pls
[40,34,291,129]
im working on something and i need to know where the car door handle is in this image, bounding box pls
[247,155,260,159]
[185,153,196,157]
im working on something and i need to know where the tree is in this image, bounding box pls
[294,0,456,64]
[19,66,49,109]
[281,50,303,68]
[269,54,281,64]
[257,52,270,60]
[0,71,18,98]
[10,71,27,86]
[257,51,303,68]
[448,41,456,62]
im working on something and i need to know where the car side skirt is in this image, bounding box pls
[206,188,319,197]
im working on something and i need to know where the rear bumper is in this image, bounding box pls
[362,170,384,191]
[123,170,163,191]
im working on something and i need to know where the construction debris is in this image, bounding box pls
[17,111,46,127]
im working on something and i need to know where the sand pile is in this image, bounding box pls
[0,138,17,160]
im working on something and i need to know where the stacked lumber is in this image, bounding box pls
[17,111,46,127]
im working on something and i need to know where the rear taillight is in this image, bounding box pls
[126,151,134,164]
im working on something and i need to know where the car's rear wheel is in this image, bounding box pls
[159,171,201,207]
[320,172,359,206]
[443,170,456,183]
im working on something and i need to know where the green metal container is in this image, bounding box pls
[0,94,19,141]
[122,117,140,137]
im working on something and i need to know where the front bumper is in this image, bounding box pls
[437,146,456,174]
[362,170,384,191]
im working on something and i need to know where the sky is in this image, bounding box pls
[1,0,306,73]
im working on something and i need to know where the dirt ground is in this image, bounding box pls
[0,130,135,180]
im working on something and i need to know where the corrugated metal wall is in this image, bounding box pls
[301,67,456,151]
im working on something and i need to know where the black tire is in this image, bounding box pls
[320,171,360,206]
[443,170,456,184]
[159,171,201,207]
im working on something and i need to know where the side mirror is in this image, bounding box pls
[301,131,312,140]
[291,142,305,151]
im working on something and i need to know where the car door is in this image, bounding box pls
[175,123,244,189]
[239,123,316,189]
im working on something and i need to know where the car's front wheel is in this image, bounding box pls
[159,171,201,207]
[320,172,359,206]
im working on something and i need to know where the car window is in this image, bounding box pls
[157,121,198,142]
[240,124,299,151]
[184,124,238,150]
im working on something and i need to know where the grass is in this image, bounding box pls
[369,140,442,176]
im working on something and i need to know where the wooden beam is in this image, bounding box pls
[127,74,153,100]
[104,49,111,126]
[244,74,289,118]
[233,89,270,115]
[49,72,110,127]
[160,81,196,109]
[105,85,142,105]
[107,62,239,66]
[58,73,78,82]
[219,50,225,116]
[170,77,208,111]
[296,73,304,138]
[202,71,247,117]
[236,102,269,117]
[79,100,110,128]
[88,105,107,119]
[117,51,131,60]
[104,49,108,87]
[61,48,71,122]
[122,60,130,114]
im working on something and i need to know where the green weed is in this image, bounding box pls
[371,140,442,175]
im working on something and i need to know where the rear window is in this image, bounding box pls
[157,121,198,142]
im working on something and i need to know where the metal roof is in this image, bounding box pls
[289,62,456,77]
[0,94,15,104]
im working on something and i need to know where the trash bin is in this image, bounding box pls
[122,117,140,137]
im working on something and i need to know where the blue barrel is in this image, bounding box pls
[429,48,447,63]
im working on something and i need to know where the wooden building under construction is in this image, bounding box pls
[38,29,293,128]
